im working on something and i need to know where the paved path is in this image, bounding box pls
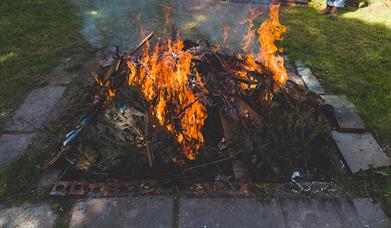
[0,204,55,228]
[1,197,389,227]
[0,59,75,169]
[67,197,389,228]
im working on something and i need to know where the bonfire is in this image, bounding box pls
[49,3,331,183]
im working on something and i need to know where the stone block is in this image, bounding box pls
[178,198,286,228]
[322,95,366,132]
[0,133,34,169]
[0,204,55,228]
[69,196,173,228]
[295,61,325,94]
[332,131,391,173]
[6,86,65,132]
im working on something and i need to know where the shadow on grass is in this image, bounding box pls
[281,5,391,213]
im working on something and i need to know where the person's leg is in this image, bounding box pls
[328,0,345,17]
[333,0,345,7]
[319,0,334,15]
[326,0,345,17]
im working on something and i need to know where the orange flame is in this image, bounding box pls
[128,35,207,160]
[240,7,261,53]
[257,3,288,85]
[124,3,288,161]
[222,25,230,48]
[91,70,116,106]
[235,3,288,93]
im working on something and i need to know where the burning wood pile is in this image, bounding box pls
[49,3,332,182]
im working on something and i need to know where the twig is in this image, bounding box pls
[116,114,145,139]
[19,118,54,134]
[141,63,156,82]
[175,96,204,119]
[216,164,236,191]
[129,32,154,56]
[184,154,239,172]
[48,146,69,166]
[228,75,258,85]
[144,112,153,167]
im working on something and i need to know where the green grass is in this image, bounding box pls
[281,2,391,212]
[281,4,391,145]
[0,0,88,202]
[0,0,85,121]
[0,151,43,203]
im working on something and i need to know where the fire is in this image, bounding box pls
[235,3,287,93]
[257,3,288,85]
[91,70,116,106]
[127,34,207,160]
[222,25,230,48]
[126,3,287,161]
[240,7,260,53]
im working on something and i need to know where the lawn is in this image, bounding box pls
[0,0,85,125]
[281,0,391,212]
[0,0,86,202]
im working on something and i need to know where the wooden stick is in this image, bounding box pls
[144,112,153,167]
[48,146,68,166]
[129,32,154,56]
[184,154,239,172]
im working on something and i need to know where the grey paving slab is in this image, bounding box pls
[284,57,306,88]
[332,131,391,173]
[69,196,173,228]
[0,133,34,169]
[321,95,356,109]
[280,198,364,228]
[353,198,391,228]
[6,86,66,132]
[178,198,286,228]
[48,59,76,86]
[322,95,366,132]
[38,169,62,194]
[295,61,325,95]
[0,204,55,228]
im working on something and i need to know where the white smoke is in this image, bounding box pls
[72,0,270,52]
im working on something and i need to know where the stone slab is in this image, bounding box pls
[38,169,62,194]
[0,204,55,228]
[6,86,66,132]
[353,198,391,228]
[332,131,391,173]
[284,57,306,88]
[295,61,325,95]
[280,198,364,228]
[178,198,286,228]
[69,196,173,228]
[48,59,76,86]
[0,133,34,169]
[322,95,366,132]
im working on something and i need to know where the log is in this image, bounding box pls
[238,99,262,125]
[219,110,250,180]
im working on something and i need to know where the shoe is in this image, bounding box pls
[319,5,332,15]
[329,6,338,18]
